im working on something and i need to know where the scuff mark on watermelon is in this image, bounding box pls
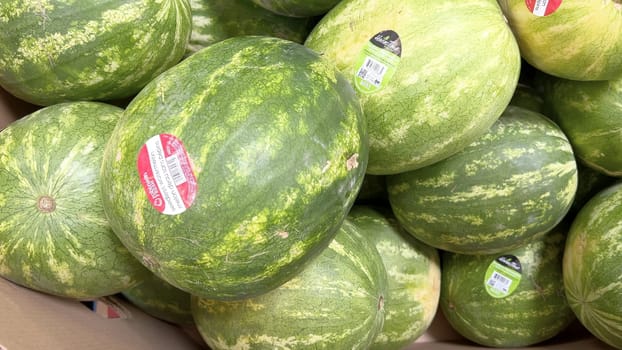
[346,153,359,170]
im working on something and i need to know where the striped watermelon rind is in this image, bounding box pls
[539,74,622,177]
[0,0,192,106]
[441,225,575,347]
[348,205,440,350]
[186,0,316,56]
[0,102,149,299]
[387,105,578,255]
[191,219,387,349]
[498,0,622,81]
[563,182,622,349]
[100,36,368,300]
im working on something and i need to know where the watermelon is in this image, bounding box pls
[191,219,387,350]
[569,163,617,219]
[122,271,194,326]
[537,74,622,177]
[0,0,192,106]
[348,205,441,350]
[0,102,149,299]
[249,0,340,17]
[563,182,622,349]
[498,0,622,81]
[100,36,368,300]
[387,105,578,255]
[305,0,521,174]
[508,82,545,114]
[186,0,316,56]
[440,224,575,347]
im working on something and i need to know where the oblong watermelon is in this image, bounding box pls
[348,205,440,350]
[440,225,575,347]
[564,182,622,349]
[387,105,577,254]
[0,102,149,299]
[191,219,387,350]
[186,0,316,56]
[100,36,368,300]
[0,0,192,106]
[305,0,521,174]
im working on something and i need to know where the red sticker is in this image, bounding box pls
[137,134,197,215]
[525,0,562,16]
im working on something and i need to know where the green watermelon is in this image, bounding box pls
[498,0,622,81]
[191,219,387,350]
[186,0,316,56]
[348,205,440,350]
[538,74,622,177]
[122,271,194,326]
[440,224,575,347]
[305,0,521,174]
[250,0,340,17]
[387,105,578,255]
[0,102,149,299]
[563,182,622,349]
[0,0,192,106]
[100,36,368,300]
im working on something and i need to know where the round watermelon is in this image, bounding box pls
[387,105,578,255]
[538,74,622,177]
[100,36,368,300]
[498,0,622,81]
[249,0,340,17]
[0,102,149,299]
[348,205,440,350]
[441,224,575,347]
[122,271,194,326]
[191,219,387,349]
[305,0,521,174]
[186,0,316,56]
[0,0,192,106]
[564,182,622,349]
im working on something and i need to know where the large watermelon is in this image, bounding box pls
[191,219,387,350]
[563,182,622,349]
[305,0,521,174]
[100,36,368,300]
[186,0,316,56]
[348,205,440,350]
[387,105,578,254]
[250,0,340,17]
[0,0,192,106]
[440,224,575,347]
[498,0,622,81]
[0,102,149,299]
[537,73,622,177]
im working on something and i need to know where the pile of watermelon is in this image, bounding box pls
[1,0,621,349]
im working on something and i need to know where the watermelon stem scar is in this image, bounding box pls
[37,195,56,213]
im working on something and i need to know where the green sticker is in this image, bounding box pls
[484,255,522,298]
[353,30,402,94]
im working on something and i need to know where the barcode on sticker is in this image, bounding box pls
[487,271,512,293]
[166,154,187,186]
[532,0,550,16]
[357,57,387,87]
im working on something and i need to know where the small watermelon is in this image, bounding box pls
[0,102,149,299]
[191,220,387,349]
[100,36,368,300]
[441,224,575,347]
